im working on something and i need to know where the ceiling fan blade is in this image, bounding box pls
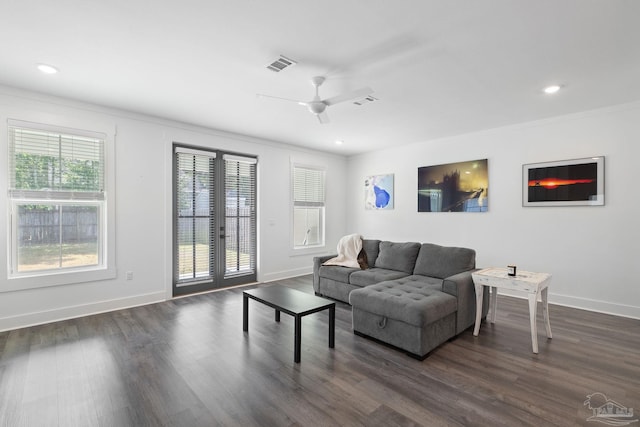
[323,87,373,106]
[256,93,305,104]
[317,111,330,124]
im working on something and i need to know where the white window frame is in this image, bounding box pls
[4,119,116,291]
[291,163,326,253]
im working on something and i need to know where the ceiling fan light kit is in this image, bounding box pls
[307,102,327,115]
[258,76,374,124]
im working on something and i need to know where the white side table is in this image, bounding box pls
[472,267,552,353]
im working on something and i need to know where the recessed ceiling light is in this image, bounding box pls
[37,64,58,74]
[543,85,561,94]
[335,140,344,146]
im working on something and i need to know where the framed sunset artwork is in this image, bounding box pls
[523,156,604,206]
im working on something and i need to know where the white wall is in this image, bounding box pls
[0,86,347,331]
[346,102,640,319]
[2,84,637,330]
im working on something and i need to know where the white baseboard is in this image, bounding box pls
[497,290,640,320]
[259,267,312,283]
[5,280,635,333]
[0,291,166,332]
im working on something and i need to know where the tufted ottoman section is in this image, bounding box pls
[349,281,457,359]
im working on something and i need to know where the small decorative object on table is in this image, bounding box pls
[507,265,517,276]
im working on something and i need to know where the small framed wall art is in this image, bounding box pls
[365,174,394,210]
[523,156,604,206]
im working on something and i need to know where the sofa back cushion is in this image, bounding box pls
[374,241,421,274]
[361,239,381,268]
[413,243,475,279]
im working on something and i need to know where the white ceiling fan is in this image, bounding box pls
[258,76,373,124]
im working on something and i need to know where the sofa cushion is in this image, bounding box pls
[374,241,421,274]
[395,275,443,289]
[361,239,381,268]
[349,281,457,327]
[349,268,409,286]
[318,265,358,282]
[413,243,475,279]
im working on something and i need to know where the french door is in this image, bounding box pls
[173,145,257,296]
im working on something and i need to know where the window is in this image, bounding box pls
[175,147,216,285]
[223,154,257,277]
[292,164,325,249]
[7,120,113,288]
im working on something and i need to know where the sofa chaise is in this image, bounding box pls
[313,239,489,359]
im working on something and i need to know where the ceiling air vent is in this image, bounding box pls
[266,55,297,72]
[353,95,378,106]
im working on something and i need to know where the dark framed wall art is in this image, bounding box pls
[418,159,488,212]
[523,156,604,206]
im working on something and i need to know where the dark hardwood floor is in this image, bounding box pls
[1,275,638,426]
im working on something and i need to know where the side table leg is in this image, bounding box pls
[489,286,498,323]
[294,315,302,363]
[473,284,484,336]
[275,310,280,322]
[542,287,552,339]
[528,293,539,353]
[329,305,335,348]
[243,294,249,332]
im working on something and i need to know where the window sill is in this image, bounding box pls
[289,245,328,257]
[3,266,117,293]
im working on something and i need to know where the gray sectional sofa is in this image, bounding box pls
[313,239,488,359]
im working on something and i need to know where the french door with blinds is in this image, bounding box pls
[173,145,257,296]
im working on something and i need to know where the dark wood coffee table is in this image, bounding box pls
[242,285,335,363]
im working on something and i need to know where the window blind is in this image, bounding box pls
[224,155,257,275]
[293,166,325,206]
[8,124,105,200]
[175,150,216,283]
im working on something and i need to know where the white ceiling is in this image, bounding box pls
[1,1,639,155]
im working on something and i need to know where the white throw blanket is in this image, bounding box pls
[322,234,362,268]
